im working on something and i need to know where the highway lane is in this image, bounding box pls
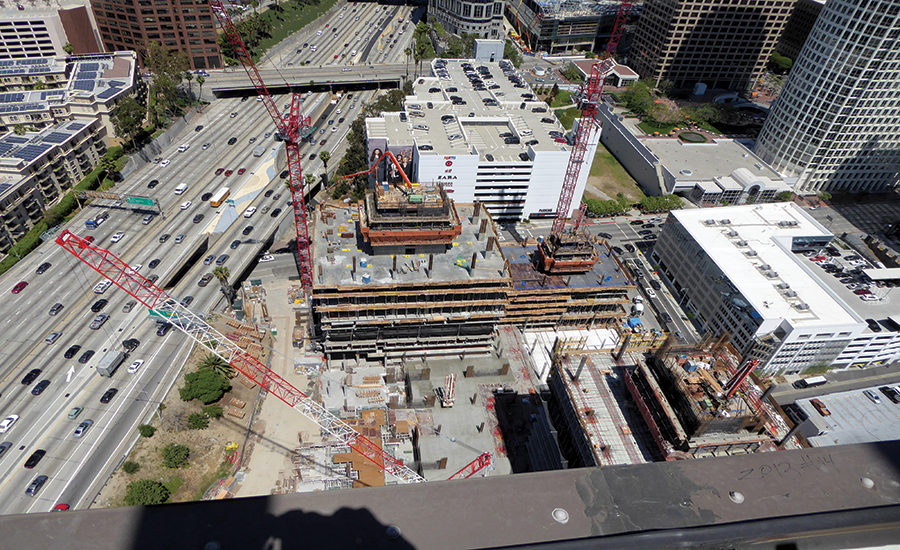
[0,92,324,513]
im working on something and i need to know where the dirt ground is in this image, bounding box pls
[93,345,264,507]
[584,144,644,203]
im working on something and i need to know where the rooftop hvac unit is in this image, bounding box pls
[778,221,790,227]
[745,250,758,256]
[765,271,779,278]
[758,264,772,270]
[727,230,739,237]
[719,219,732,225]
[795,303,810,310]
[703,219,716,225]
[737,240,748,246]
[777,283,790,289]
[783,290,798,297]
[789,221,799,226]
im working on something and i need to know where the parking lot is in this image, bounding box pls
[795,385,900,446]
[798,248,898,313]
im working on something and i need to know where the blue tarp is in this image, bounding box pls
[628,317,643,328]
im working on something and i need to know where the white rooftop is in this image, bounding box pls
[671,203,858,327]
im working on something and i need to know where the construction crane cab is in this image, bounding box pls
[536,230,599,274]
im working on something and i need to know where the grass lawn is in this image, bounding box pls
[585,143,644,202]
[255,0,340,56]
[556,106,581,130]
[637,121,677,135]
[550,90,573,108]
[698,121,722,134]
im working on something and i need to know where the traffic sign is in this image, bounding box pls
[126,196,154,206]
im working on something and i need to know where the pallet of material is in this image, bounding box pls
[227,407,246,419]
[240,377,257,390]
[230,397,247,409]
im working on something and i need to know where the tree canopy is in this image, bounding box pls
[124,479,170,505]
[639,195,683,213]
[179,369,231,404]
[161,443,191,469]
[110,96,147,148]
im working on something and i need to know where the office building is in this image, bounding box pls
[774,0,825,61]
[629,0,793,92]
[0,0,102,60]
[754,0,900,193]
[651,204,900,376]
[91,0,222,70]
[428,0,503,40]
[366,59,599,221]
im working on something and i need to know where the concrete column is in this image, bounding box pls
[573,355,587,381]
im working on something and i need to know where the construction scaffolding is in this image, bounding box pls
[358,183,463,251]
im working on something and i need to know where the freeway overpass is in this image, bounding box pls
[208,63,409,97]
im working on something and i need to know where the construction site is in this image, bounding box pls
[505,0,641,55]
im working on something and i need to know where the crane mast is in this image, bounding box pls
[210,0,313,290]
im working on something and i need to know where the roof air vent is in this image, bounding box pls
[759,264,772,271]
[783,290,798,297]
[727,230,739,237]
[765,271,779,278]
[795,303,810,310]
[777,283,790,289]
[745,250,758,256]
[719,219,732,225]
[736,240,748,246]
[703,219,716,226]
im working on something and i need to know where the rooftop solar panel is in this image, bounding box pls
[67,122,86,131]
[39,90,64,101]
[6,136,29,144]
[0,103,44,114]
[0,93,26,103]
[0,60,13,67]
[42,132,71,144]
[72,80,95,92]
[0,183,12,196]
[97,87,121,100]
[80,63,100,71]
[29,67,51,74]
[76,71,97,80]
[15,144,52,162]
[0,143,15,156]
[107,80,126,87]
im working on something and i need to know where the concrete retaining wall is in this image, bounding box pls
[597,104,665,196]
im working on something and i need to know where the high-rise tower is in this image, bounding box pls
[755,0,900,193]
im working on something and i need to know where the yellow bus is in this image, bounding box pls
[210,187,230,207]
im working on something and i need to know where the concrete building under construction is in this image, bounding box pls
[504,0,642,55]
[310,183,634,363]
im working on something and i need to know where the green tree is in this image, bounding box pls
[97,155,119,186]
[32,80,48,90]
[63,42,74,55]
[124,479,170,505]
[645,103,683,127]
[622,79,655,115]
[212,266,233,302]
[403,47,412,79]
[561,62,584,82]
[13,124,25,135]
[122,461,141,474]
[143,41,189,126]
[196,75,205,102]
[184,71,194,98]
[820,192,832,201]
[550,83,559,99]
[769,52,793,74]
[187,412,210,430]
[202,404,224,418]
[199,353,235,379]
[161,443,190,469]
[503,40,522,68]
[180,369,231,404]
[776,191,794,202]
[138,424,156,437]
[110,95,146,150]
[319,150,331,173]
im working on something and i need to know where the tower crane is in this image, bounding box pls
[55,230,493,482]
[550,0,634,236]
[210,0,313,290]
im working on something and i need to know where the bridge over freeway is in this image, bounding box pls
[207,63,410,97]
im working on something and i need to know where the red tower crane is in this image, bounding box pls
[210,0,313,290]
[55,230,493,483]
[549,0,635,237]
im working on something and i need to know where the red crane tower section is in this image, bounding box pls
[54,230,493,483]
[210,0,313,290]
[549,0,634,238]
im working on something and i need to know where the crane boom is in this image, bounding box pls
[55,231,494,483]
[336,150,415,190]
[210,0,313,289]
[550,0,634,236]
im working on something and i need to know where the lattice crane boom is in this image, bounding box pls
[550,0,634,236]
[210,0,313,289]
[55,231,493,483]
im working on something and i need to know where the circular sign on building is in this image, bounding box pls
[445,160,453,167]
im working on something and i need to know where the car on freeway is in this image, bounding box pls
[49,302,64,316]
[159,234,170,243]
[156,323,173,337]
[31,380,50,396]
[265,189,274,198]
[261,206,270,214]
[216,254,229,266]
[36,262,51,274]
[203,254,216,265]
[271,208,282,217]
[110,231,125,243]
[227,137,237,145]
[199,273,214,286]
[242,226,253,235]
[64,345,81,359]
[100,388,118,404]
[123,301,136,313]
[84,236,94,243]
[320,139,327,146]
[12,281,27,294]
[45,331,62,344]
[89,313,109,329]
[193,214,205,224]
[308,154,316,161]
[148,259,161,269]
[230,112,238,118]
[195,125,203,132]
[243,206,257,218]
[24,449,46,468]
[25,475,48,497]
[230,239,241,249]
[180,201,192,210]
[248,137,256,144]
[67,407,83,419]
[174,234,186,244]
[224,170,233,177]
[127,360,144,374]
[215,168,224,176]
[181,296,194,306]
[272,194,281,201]
[78,350,94,364]
[73,419,94,438]
[201,192,213,202]
[160,160,170,167]
[0,414,19,433]
[93,279,112,294]
[21,369,42,385]
[91,299,108,312]
[202,143,211,150]
[144,274,159,287]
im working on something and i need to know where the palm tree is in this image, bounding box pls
[196,75,205,103]
[98,156,118,186]
[199,353,236,379]
[212,266,234,301]
[404,47,412,79]
[319,150,330,173]
[184,71,194,98]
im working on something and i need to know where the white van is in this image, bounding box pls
[174,183,188,195]
[178,143,190,153]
